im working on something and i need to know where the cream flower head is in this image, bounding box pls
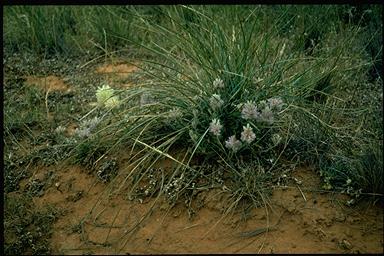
[241,123,256,144]
[225,135,242,152]
[96,84,114,107]
[209,118,223,136]
[104,96,120,109]
[213,78,224,89]
[241,100,260,120]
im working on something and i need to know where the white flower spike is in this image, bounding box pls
[241,123,256,144]
[213,78,224,89]
[209,118,223,136]
[241,100,260,120]
[96,84,114,107]
[225,135,242,152]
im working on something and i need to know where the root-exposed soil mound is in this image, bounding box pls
[25,164,383,254]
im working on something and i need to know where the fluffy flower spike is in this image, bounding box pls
[209,118,223,136]
[96,84,114,106]
[225,135,242,152]
[241,123,256,144]
[213,78,224,89]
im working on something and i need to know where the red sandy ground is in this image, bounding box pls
[22,162,383,255]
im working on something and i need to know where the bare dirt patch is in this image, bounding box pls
[25,75,72,93]
[96,63,139,76]
[95,61,140,88]
[26,163,383,254]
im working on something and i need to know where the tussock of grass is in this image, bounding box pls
[62,5,382,210]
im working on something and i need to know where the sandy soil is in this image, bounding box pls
[95,61,140,88]
[25,75,72,93]
[21,161,382,255]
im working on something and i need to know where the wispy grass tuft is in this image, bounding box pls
[69,5,383,211]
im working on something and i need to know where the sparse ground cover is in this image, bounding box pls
[3,5,383,254]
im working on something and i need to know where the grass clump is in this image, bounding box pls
[4,5,378,211]
[65,5,381,212]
